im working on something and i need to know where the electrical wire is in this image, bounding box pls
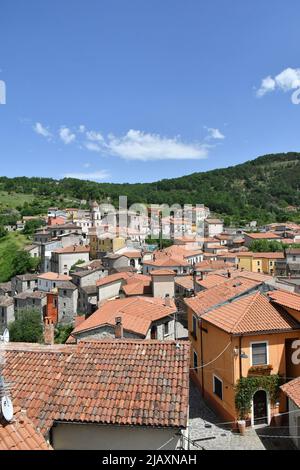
[190,341,232,370]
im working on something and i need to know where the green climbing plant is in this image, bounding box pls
[235,375,282,420]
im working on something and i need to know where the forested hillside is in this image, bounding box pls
[1,152,300,225]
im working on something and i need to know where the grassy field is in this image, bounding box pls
[0,232,30,282]
[0,191,35,209]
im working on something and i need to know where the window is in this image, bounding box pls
[193,351,198,369]
[270,261,273,266]
[293,256,296,262]
[192,315,197,339]
[251,342,268,366]
[213,375,223,400]
[164,322,169,336]
[257,261,260,266]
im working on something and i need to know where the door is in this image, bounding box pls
[253,390,268,425]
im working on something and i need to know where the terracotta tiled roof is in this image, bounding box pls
[196,274,228,290]
[252,252,285,259]
[267,290,300,312]
[244,232,280,239]
[195,260,235,271]
[150,269,176,276]
[72,296,176,337]
[38,272,72,281]
[202,292,300,335]
[281,377,300,408]
[0,295,14,307]
[0,407,52,450]
[145,255,189,268]
[238,271,274,283]
[120,251,142,259]
[175,276,194,290]
[205,218,223,224]
[53,245,90,254]
[3,340,189,432]
[122,275,152,296]
[96,272,131,287]
[185,277,261,317]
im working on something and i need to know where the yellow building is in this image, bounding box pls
[186,290,300,426]
[237,252,285,275]
[89,229,126,259]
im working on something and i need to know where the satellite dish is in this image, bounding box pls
[1,396,14,422]
[3,329,9,343]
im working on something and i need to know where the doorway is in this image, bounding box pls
[253,390,268,426]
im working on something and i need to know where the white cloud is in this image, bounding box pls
[83,162,91,168]
[86,130,104,142]
[33,122,52,139]
[33,123,212,161]
[59,126,76,144]
[95,129,208,161]
[205,127,225,140]
[257,67,300,97]
[63,170,110,181]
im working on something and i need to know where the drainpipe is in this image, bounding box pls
[239,335,243,379]
[200,319,205,398]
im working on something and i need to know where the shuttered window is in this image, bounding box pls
[252,342,268,366]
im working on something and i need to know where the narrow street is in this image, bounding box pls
[188,381,296,450]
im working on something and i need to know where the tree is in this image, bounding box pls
[249,240,284,253]
[70,259,86,273]
[23,218,46,236]
[0,225,7,239]
[11,250,40,277]
[54,324,73,344]
[9,308,43,343]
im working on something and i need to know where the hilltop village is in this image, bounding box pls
[0,201,300,450]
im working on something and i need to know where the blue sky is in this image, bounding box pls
[1,0,300,183]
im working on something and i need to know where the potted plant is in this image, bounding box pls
[237,417,246,435]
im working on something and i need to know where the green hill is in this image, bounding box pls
[1,152,300,225]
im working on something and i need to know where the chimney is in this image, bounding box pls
[115,316,123,339]
[44,318,55,345]
[164,294,171,307]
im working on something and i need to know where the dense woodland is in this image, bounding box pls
[1,152,300,225]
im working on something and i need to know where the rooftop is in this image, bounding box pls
[185,276,261,317]
[72,296,177,337]
[3,340,189,433]
[281,377,300,408]
[38,272,72,281]
[0,295,14,307]
[53,245,90,254]
[244,232,280,239]
[202,292,300,335]
[0,407,52,450]
[267,290,300,312]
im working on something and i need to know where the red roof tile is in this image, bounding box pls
[281,377,300,408]
[267,290,300,312]
[185,277,261,317]
[202,292,300,334]
[72,297,176,337]
[0,408,52,450]
[3,340,190,432]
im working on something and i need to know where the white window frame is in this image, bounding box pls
[250,341,269,366]
[213,374,223,400]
